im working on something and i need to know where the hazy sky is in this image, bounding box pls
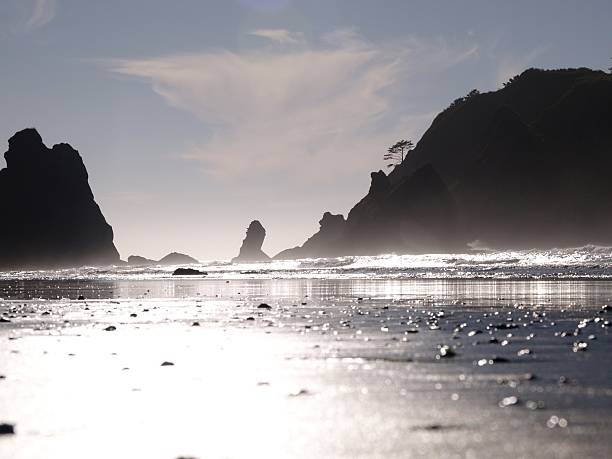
[1,0,611,261]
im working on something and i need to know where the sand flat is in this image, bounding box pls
[1,279,611,458]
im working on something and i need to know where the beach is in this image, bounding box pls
[1,276,611,458]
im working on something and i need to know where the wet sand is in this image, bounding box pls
[1,279,611,458]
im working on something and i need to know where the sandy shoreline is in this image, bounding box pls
[1,278,611,458]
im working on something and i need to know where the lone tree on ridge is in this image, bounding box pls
[384,139,414,168]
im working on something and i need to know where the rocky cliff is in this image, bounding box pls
[275,68,612,258]
[0,128,120,269]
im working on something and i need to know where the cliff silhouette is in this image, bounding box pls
[276,68,612,258]
[0,128,120,269]
[232,220,271,263]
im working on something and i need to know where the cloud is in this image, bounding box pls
[250,29,304,44]
[107,31,478,182]
[26,0,57,29]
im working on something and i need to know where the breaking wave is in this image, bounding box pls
[2,245,612,281]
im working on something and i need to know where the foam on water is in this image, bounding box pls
[2,245,612,281]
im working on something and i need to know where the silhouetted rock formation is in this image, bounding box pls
[232,220,271,263]
[127,252,198,265]
[0,128,120,269]
[158,252,199,264]
[275,212,347,259]
[127,255,156,266]
[275,68,612,258]
[172,267,207,276]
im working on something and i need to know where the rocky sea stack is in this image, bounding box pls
[232,220,271,263]
[0,128,120,269]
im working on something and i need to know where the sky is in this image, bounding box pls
[1,0,611,261]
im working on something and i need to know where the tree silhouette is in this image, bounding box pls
[384,139,414,168]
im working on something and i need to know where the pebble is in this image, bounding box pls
[525,400,545,410]
[572,341,588,352]
[499,396,519,407]
[546,416,568,428]
[436,345,456,359]
[104,326,117,331]
[0,423,15,435]
[161,361,175,366]
[288,389,311,397]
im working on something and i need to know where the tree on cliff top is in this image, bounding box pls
[384,139,414,168]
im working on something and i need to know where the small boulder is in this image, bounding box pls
[0,423,15,435]
[172,268,207,276]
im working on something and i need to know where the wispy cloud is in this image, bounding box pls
[250,28,304,44]
[106,31,478,182]
[25,0,57,30]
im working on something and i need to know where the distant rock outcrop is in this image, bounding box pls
[127,252,198,266]
[158,252,199,265]
[275,212,347,259]
[232,220,271,263]
[275,68,612,257]
[127,255,156,266]
[0,128,120,269]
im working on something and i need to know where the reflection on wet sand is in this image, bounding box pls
[0,279,611,458]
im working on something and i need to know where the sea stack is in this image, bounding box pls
[232,220,271,263]
[0,128,120,269]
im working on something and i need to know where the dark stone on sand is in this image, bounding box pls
[77,295,85,301]
[192,321,200,326]
[257,303,272,310]
[0,317,11,323]
[172,268,207,276]
[161,361,174,366]
[288,388,311,397]
[232,220,271,263]
[0,423,15,435]
[499,396,519,407]
[436,345,456,359]
[103,325,116,331]
[0,128,120,269]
